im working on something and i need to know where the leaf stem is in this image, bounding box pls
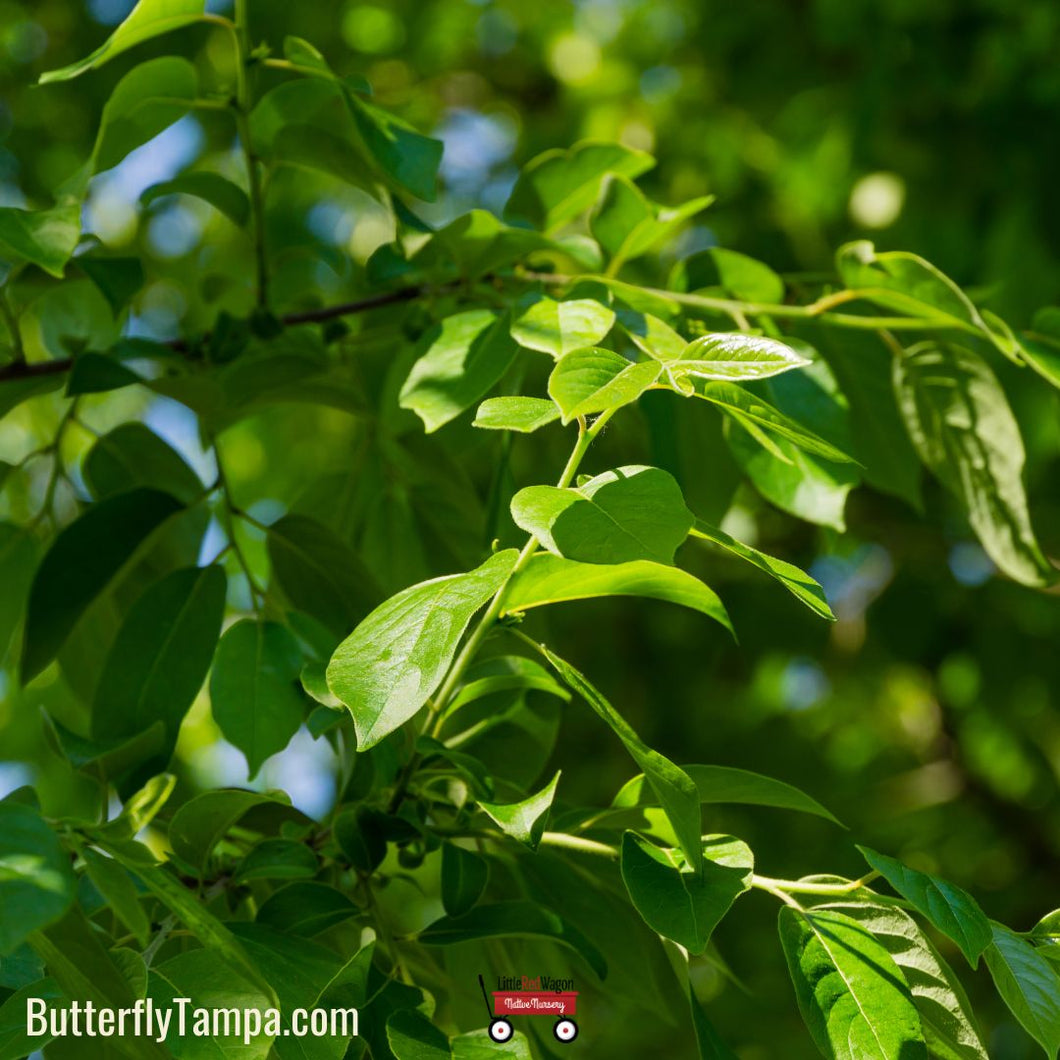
[751,871,880,896]
[213,437,266,609]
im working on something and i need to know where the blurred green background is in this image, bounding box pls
[1,2,1059,1057]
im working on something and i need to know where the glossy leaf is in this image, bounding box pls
[984,924,1060,1058]
[779,906,927,1060]
[256,882,359,937]
[614,764,842,825]
[22,488,184,681]
[510,295,616,358]
[0,204,80,278]
[347,95,443,201]
[619,308,688,361]
[535,644,703,871]
[621,832,753,953]
[473,396,560,433]
[418,901,607,979]
[505,140,654,232]
[894,342,1055,587]
[210,620,305,777]
[0,802,76,954]
[440,842,489,918]
[480,770,560,849]
[400,310,520,432]
[327,550,518,749]
[78,256,145,314]
[836,241,983,331]
[451,1029,533,1059]
[40,0,208,83]
[511,465,693,565]
[857,847,991,967]
[548,346,660,422]
[690,520,834,619]
[673,333,811,383]
[142,171,251,227]
[823,902,987,1060]
[501,554,732,632]
[92,565,226,743]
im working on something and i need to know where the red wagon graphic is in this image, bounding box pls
[478,974,580,1045]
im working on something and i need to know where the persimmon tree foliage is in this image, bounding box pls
[2,3,1060,1059]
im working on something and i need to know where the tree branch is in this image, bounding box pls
[0,285,428,385]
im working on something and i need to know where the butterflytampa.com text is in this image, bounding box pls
[26,997,358,1046]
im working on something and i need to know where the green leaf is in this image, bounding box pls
[0,978,64,1060]
[621,832,753,953]
[84,423,203,503]
[719,358,861,531]
[39,0,208,82]
[672,333,811,383]
[387,1010,450,1060]
[91,57,198,173]
[505,140,654,233]
[473,396,560,433]
[688,980,740,1059]
[82,847,150,946]
[266,514,381,638]
[0,204,80,278]
[347,94,443,202]
[501,554,732,633]
[549,346,661,423]
[510,296,616,358]
[97,773,176,841]
[142,172,251,227]
[618,308,689,361]
[690,520,834,619]
[149,949,274,1059]
[65,352,143,396]
[22,488,184,681]
[79,256,145,314]
[894,342,1055,587]
[440,842,489,918]
[327,550,518,749]
[234,839,318,883]
[92,566,226,746]
[822,902,987,1060]
[418,901,607,979]
[534,644,702,871]
[0,524,38,663]
[0,803,76,955]
[591,175,713,272]
[511,465,693,565]
[856,847,991,967]
[693,380,856,464]
[836,241,983,332]
[778,906,927,1060]
[256,882,359,937]
[30,907,171,1060]
[168,790,308,875]
[613,764,842,826]
[671,246,785,303]
[984,924,1060,1058]
[210,620,305,778]
[400,310,520,432]
[451,1029,532,1059]
[479,770,560,849]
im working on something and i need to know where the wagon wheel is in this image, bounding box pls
[553,1017,578,1043]
[489,1018,514,1043]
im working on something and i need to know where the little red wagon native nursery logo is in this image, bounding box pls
[477,973,580,1045]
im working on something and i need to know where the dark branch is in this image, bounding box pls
[0,284,429,384]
